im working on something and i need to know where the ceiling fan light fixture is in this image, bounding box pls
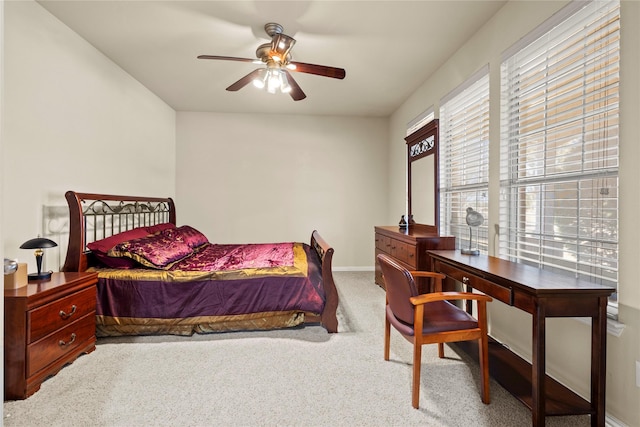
[258,69,291,95]
[280,72,292,94]
[266,69,282,94]
[252,69,268,89]
[271,33,295,60]
[198,22,344,101]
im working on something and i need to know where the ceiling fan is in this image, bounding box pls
[198,23,346,101]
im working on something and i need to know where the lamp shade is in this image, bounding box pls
[20,237,58,281]
[20,237,58,250]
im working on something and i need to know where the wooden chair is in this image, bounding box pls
[377,253,492,409]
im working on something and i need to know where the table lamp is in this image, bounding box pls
[20,237,58,281]
[461,207,483,256]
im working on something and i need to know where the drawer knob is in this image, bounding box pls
[59,305,77,319]
[58,333,76,348]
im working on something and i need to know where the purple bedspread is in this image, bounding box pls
[95,243,325,321]
[168,242,294,271]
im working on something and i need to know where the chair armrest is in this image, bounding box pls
[408,271,446,292]
[408,271,446,280]
[410,291,493,306]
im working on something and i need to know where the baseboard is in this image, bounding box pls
[606,414,628,427]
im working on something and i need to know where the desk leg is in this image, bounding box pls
[591,297,608,427]
[532,303,546,427]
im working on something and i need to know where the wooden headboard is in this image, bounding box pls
[62,191,176,272]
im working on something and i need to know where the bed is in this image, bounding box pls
[61,191,339,336]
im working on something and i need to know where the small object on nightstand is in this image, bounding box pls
[399,215,408,229]
[407,214,415,226]
[4,258,18,274]
[4,262,28,290]
[19,237,58,281]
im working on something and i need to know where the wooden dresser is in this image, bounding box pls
[4,272,98,400]
[374,225,455,289]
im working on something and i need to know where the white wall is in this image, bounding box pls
[176,112,388,268]
[389,1,640,425]
[3,0,639,424]
[2,1,176,272]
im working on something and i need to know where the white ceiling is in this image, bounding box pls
[37,0,507,117]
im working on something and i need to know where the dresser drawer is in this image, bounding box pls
[405,244,417,268]
[27,312,95,377]
[437,262,513,305]
[28,286,96,343]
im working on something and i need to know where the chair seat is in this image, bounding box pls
[386,300,478,336]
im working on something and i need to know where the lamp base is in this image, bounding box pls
[27,271,53,281]
[461,248,480,256]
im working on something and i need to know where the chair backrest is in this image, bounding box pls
[377,254,419,325]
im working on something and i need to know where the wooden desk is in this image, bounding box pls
[428,250,614,427]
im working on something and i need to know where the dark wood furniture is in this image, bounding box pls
[406,119,440,227]
[378,253,492,409]
[428,250,615,427]
[4,272,98,400]
[374,225,454,290]
[62,191,339,334]
[374,119,455,290]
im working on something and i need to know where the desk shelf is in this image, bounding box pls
[454,337,592,416]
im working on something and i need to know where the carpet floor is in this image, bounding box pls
[3,271,591,426]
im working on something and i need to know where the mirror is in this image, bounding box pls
[410,155,435,224]
[405,119,439,230]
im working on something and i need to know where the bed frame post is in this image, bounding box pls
[63,191,87,272]
[311,230,339,333]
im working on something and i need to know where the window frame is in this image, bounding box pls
[499,0,620,316]
[439,65,491,253]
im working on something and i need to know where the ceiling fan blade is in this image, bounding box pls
[197,55,256,63]
[226,69,263,92]
[284,70,306,101]
[289,62,346,80]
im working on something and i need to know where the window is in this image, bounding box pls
[500,0,620,313]
[439,66,490,252]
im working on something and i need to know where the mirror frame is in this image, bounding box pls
[405,119,439,231]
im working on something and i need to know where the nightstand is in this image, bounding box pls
[4,271,98,400]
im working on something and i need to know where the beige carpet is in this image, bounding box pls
[3,272,590,426]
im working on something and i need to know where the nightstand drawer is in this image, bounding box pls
[27,312,95,377]
[28,286,96,343]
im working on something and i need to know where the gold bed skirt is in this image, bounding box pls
[96,311,307,337]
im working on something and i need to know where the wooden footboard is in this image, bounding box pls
[310,230,339,333]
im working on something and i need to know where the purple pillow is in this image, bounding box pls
[93,252,138,269]
[145,223,176,234]
[87,227,150,255]
[108,233,193,269]
[163,225,209,249]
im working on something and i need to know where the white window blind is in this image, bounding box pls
[500,0,620,310]
[439,67,490,252]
